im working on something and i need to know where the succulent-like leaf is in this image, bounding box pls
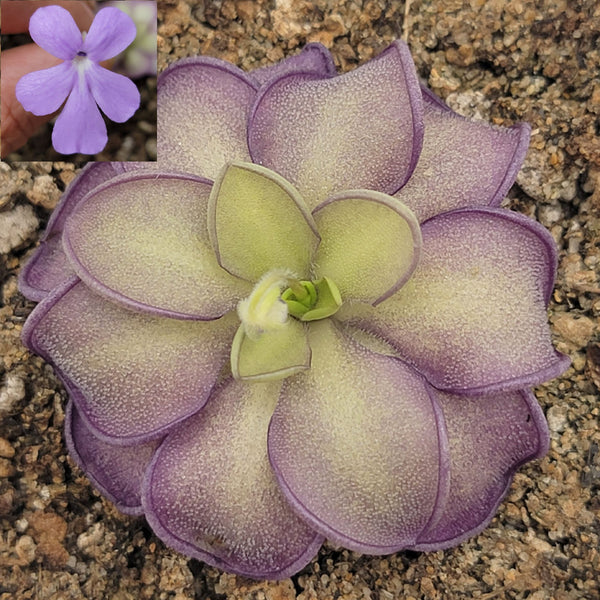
[19,163,148,301]
[269,320,445,553]
[415,388,549,549]
[395,95,531,222]
[144,378,323,579]
[312,190,421,304]
[249,43,337,86]
[65,402,160,515]
[23,279,238,442]
[158,57,257,179]
[208,162,320,282]
[63,171,250,320]
[248,40,424,208]
[231,319,311,381]
[338,207,570,393]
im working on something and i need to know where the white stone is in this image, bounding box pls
[0,204,39,253]
[0,373,26,412]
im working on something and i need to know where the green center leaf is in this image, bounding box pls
[233,271,343,381]
[231,316,311,382]
[287,277,342,322]
[213,164,422,382]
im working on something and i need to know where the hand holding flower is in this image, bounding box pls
[14,4,141,155]
[0,0,95,157]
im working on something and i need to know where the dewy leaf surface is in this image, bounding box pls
[65,402,160,515]
[158,57,257,179]
[23,279,238,442]
[312,190,421,304]
[19,163,140,301]
[231,318,311,381]
[338,207,569,393]
[269,320,444,553]
[63,172,250,320]
[395,97,531,222]
[248,43,337,86]
[415,388,549,549]
[248,40,424,209]
[209,162,319,282]
[144,378,323,579]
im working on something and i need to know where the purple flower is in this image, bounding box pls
[15,5,141,155]
[19,42,569,579]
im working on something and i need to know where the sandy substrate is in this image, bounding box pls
[0,1,598,598]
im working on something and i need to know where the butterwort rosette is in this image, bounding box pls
[19,41,570,579]
[15,5,141,154]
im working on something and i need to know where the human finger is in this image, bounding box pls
[0,44,62,157]
[2,0,95,34]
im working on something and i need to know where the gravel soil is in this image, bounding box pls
[0,1,598,598]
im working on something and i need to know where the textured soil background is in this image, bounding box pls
[1,0,599,598]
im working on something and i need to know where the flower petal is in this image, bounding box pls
[65,401,160,515]
[231,319,311,381]
[248,40,424,209]
[249,43,337,86]
[63,172,250,320]
[29,5,82,60]
[209,162,320,282]
[143,378,323,579]
[415,389,549,549]
[338,208,570,393]
[19,163,140,301]
[22,278,238,442]
[15,62,75,116]
[52,79,107,155]
[86,63,140,122]
[268,320,445,553]
[80,7,137,62]
[395,94,531,221]
[312,190,421,304]
[158,57,258,179]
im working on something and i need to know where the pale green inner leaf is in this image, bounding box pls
[300,276,342,321]
[65,175,250,318]
[209,162,320,282]
[231,318,311,381]
[312,193,420,304]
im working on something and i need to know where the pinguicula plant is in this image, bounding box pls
[19,41,569,579]
[15,5,141,155]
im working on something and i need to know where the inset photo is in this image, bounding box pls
[0,0,157,162]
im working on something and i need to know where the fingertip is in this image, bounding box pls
[1,45,59,157]
[2,0,95,34]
